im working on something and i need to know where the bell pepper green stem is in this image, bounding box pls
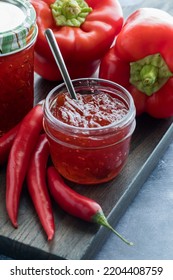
[92,211,133,246]
[51,0,92,27]
[130,53,173,96]
[140,65,158,86]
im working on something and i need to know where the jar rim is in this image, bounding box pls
[0,0,37,55]
[0,25,38,56]
[44,78,136,133]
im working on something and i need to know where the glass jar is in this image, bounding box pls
[43,78,136,184]
[0,0,38,136]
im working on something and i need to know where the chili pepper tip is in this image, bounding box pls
[47,231,54,241]
[12,221,18,228]
[92,211,133,246]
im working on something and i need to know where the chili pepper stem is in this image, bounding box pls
[92,211,133,246]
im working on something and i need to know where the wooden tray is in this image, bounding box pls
[1,0,173,260]
[0,73,173,260]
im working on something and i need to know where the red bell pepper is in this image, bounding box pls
[31,0,123,81]
[99,8,173,119]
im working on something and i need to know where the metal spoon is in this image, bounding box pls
[45,28,78,100]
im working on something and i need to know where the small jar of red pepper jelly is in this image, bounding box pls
[0,0,37,136]
[43,78,136,184]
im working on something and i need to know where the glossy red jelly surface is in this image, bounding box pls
[45,90,135,184]
[51,92,128,128]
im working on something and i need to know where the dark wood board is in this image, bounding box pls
[0,0,173,260]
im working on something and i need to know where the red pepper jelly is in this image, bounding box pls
[44,78,136,184]
[0,0,37,136]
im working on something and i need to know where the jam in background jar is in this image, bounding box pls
[44,78,136,184]
[0,0,37,136]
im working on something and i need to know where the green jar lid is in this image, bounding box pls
[0,0,37,55]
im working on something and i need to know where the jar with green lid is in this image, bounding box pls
[0,0,38,136]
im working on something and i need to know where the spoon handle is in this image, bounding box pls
[45,28,78,100]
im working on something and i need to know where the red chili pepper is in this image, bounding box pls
[0,123,20,165]
[6,104,43,228]
[26,134,55,241]
[47,166,133,245]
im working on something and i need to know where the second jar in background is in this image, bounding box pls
[0,0,38,136]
